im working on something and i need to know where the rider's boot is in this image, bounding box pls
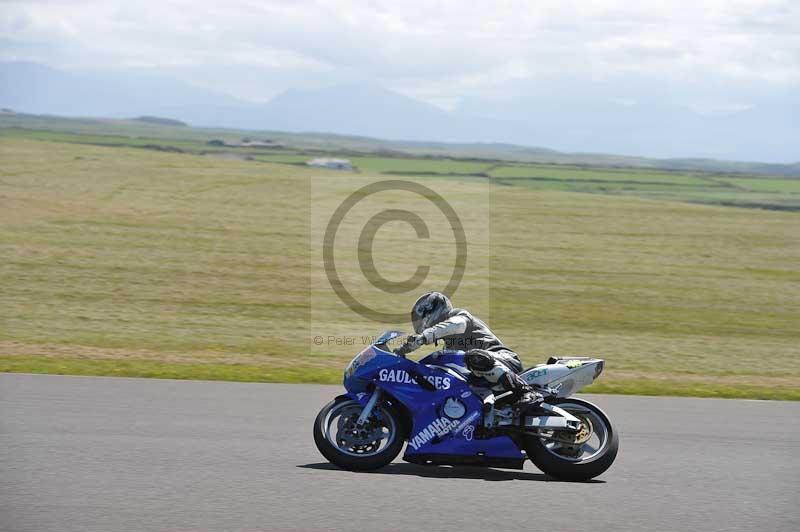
[511,387,544,413]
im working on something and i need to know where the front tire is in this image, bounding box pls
[526,398,619,481]
[313,396,406,471]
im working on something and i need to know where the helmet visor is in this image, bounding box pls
[412,315,425,334]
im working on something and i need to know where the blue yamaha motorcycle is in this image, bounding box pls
[314,331,619,481]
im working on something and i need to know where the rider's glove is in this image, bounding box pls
[395,334,425,357]
[407,334,426,348]
[394,343,412,357]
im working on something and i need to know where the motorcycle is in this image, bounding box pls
[313,331,619,481]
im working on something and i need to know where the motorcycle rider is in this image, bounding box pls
[396,291,542,410]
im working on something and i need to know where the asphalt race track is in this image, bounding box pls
[1,374,798,532]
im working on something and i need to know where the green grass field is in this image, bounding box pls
[349,156,493,174]
[5,116,798,211]
[1,123,799,399]
[489,164,709,184]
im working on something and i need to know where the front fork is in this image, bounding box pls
[356,388,382,425]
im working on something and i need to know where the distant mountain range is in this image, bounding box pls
[1,61,798,166]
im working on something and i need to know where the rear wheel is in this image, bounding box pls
[526,398,619,481]
[313,396,406,471]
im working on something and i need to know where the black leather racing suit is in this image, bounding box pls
[419,308,523,373]
[400,308,537,408]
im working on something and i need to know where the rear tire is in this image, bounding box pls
[526,398,619,481]
[313,396,406,471]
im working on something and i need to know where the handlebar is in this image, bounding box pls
[393,344,411,357]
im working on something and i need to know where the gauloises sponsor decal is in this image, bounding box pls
[378,369,451,390]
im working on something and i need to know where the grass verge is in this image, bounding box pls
[2,356,796,401]
[0,356,342,385]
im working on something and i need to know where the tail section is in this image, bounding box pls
[519,357,604,397]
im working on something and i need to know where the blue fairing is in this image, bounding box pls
[418,349,469,372]
[343,345,523,460]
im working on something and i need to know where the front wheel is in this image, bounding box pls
[525,398,619,481]
[313,396,406,471]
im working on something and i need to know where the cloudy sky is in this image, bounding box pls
[1,0,798,160]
